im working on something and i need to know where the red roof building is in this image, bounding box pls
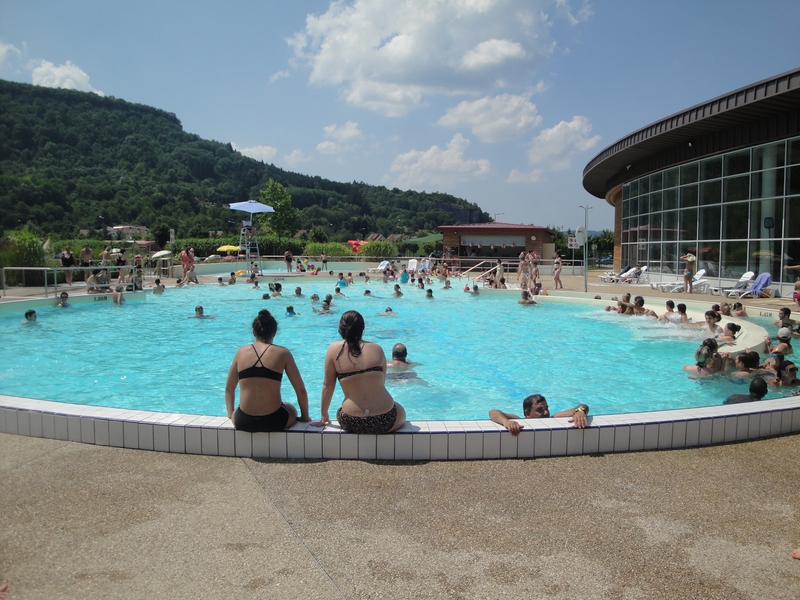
[437,223,554,258]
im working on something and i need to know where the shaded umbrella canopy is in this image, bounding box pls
[229,199,274,215]
[151,250,172,259]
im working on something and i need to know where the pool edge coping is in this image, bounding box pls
[2,393,799,460]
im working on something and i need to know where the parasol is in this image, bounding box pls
[217,245,240,252]
[229,199,274,215]
[151,250,172,259]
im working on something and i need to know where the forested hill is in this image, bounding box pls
[0,79,490,238]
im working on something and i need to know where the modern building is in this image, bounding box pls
[437,223,554,259]
[583,67,800,296]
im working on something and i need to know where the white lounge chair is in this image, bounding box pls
[656,269,706,293]
[407,258,418,273]
[617,265,647,284]
[368,260,390,273]
[709,271,754,296]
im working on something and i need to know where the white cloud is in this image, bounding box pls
[283,149,312,168]
[29,59,104,96]
[460,39,527,70]
[232,143,278,163]
[323,120,362,143]
[526,115,600,170]
[290,0,574,116]
[437,92,542,142]
[269,70,289,83]
[0,40,21,66]
[506,167,544,183]
[316,140,339,154]
[389,133,491,188]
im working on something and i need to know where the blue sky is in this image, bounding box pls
[1,1,799,232]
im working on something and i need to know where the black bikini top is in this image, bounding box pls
[336,365,384,381]
[238,344,282,381]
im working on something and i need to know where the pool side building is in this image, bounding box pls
[583,67,800,297]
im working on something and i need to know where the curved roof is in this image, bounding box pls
[583,67,800,199]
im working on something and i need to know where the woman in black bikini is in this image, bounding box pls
[225,310,310,432]
[316,310,406,433]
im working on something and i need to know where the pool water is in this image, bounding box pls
[0,281,780,420]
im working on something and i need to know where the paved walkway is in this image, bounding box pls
[2,431,799,599]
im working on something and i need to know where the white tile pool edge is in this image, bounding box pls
[2,394,799,460]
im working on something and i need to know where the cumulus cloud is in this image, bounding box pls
[289,0,576,116]
[0,40,21,67]
[460,39,527,70]
[506,167,544,183]
[29,59,104,96]
[269,70,289,83]
[438,92,542,143]
[283,149,312,168]
[232,143,278,163]
[389,133,491,188]
[317,121,363,155]
[526,115,600,170]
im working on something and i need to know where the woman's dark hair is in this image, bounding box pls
[665,300,675,309]
[274,282,282,292]
[677,303,687,313]
[726,323,742,335]
[738,351,759,369]
[338,310,365,359]
[695,338,719,367]
[252,310,278,342]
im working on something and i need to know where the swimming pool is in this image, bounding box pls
[0,279,780,420]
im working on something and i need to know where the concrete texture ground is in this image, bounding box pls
[2,272,800,598]
[2,432,800,599]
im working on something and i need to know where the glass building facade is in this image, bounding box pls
[620,136,800,285]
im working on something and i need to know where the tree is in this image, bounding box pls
[257,179,298,243]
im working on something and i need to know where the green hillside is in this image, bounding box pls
[0,79,490,239]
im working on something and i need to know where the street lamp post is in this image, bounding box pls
[493,212,504,222]
[578,205,592,292]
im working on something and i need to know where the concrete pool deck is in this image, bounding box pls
[2,274,800,597]
[2,431,800,598]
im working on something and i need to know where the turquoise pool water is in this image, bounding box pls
[0,281,781,419]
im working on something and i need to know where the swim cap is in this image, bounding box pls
[777,327,792,340]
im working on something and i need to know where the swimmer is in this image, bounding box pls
[176,277,186,288]
[21,309,37,325]
[310,294,320,302]
[619,295,657,317]
[271,282,282,298]
[364,275,371,283]
[261,293,271,300]
[771,360,799,388]
[152,278,165,294]
[190,305,215,319]
[364,290,373,297]
[325,294,334,306]
[286,305,299,317]
[386,343,424,384]
[252,277,260,289]
[112,285,125,305]
[716,322,741,344]
[335,287,346,297]
[425,289,434,299]
[442,279,451,290]
[228,272,237,285]
[683,338,722,377]
[719,302,732,316]
[378,307,396,317]
[724,377,768,404]
[731,302,748,317]
[690,310,723,335]
[719,349,759,377]
[393,284,403,298]
[657,300,676,322]
[773,307,796,328]
[56,291,70,307]
[337,273,347,287]
[313,301,334,314]
[765,328,793,356]
[294,287,304,298]
[345,272,354,285]
[489,394,590,434]
[518,289,537,305]
[217,277,226,286]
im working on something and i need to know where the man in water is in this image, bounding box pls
[724,377,768,404]
[21,309,37,325]
[489,394,590,434]
[228,272,237,285]
[191,305,215,318]
[152,278,165,294]
[386,343,423,383]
